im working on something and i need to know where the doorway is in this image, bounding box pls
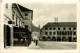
[4,25,11,48]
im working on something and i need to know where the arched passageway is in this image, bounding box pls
[57,37,61,41]
[47,37,51,41]
[62,37,66,41]
[42,37,46,41]
[52,37,56,41]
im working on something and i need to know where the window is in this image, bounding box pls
[45,28,48,30]
[25,14,28,16]
[53,28,56,30]
[45,32,48,35]
[70,31,72,35]
[57,31,61,35]
[58,28,60,30]
[57,31,59,35]
[62,31,66,35]
[53,32,56,35]
[6,4,8,9]
[49,28,52,30]
[69,28,71,30]
[63,28,66,30]
[65,31,68,35]
[49,32,52,35]
[73,27,76,30]
[60,31,61,35]
[25,25,28,29]
[73,32,76,35]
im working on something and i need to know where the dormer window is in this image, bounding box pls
[49,28,52,30]
[58,28,60,30]
[45,28,48,30]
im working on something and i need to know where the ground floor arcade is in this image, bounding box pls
[41,36,77,42]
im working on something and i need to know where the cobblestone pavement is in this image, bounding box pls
[38,41,76,49]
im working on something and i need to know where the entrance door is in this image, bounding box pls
[4,25,11,48]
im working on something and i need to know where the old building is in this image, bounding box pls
[18,4,33,32]
[4,3,33,48]
[4,3,14,48]
[32,24,40,41]
[40,22,77,42]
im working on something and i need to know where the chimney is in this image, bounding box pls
[55,17,58,23]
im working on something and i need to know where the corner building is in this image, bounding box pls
[3,3,33,48]
[40,22,77,42]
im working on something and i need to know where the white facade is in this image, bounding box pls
[3,3,25,48]
[4,3,13,47]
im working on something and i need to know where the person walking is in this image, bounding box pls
[35,39,38,46]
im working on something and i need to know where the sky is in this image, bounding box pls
[19,3,76,28]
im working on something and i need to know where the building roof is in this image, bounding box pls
[12,3,32,11]
[12,3,24,19]
[17,4,33,11]
[43,22,77,28]
[12,3,33,19]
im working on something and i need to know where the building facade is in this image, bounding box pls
[18,4,33,32]
[4,3,14,48]
[40,22,77,42]
[4,3,33,48]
